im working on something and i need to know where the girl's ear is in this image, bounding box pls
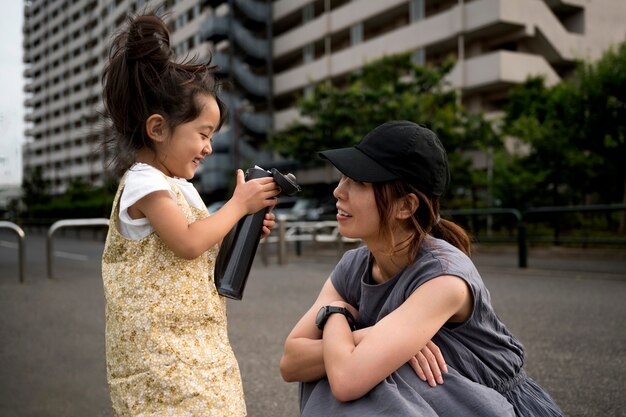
[396,193,419,220]
[145,114,166,142]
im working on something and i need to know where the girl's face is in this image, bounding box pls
[156,94,221,179]
[333,176,381,243]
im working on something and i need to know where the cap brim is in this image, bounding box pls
[319,147,398,183]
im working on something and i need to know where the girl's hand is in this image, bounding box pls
[408,340,448,387]
[260,211,276,239]
[231,169,280,215]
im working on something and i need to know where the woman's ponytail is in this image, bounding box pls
[431,218,472,257]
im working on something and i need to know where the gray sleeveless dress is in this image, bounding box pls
[300,236,563,417]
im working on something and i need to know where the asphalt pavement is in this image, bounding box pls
[0,231,624,417]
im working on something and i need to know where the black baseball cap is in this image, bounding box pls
[318,120,449,197]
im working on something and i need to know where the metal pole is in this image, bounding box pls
[47,218,109,279]
[295,227,302,256]
[0,221,26,283]
[47,230,54,279]
[277,217,287,265]
[260,237,268,266]
[518,221,527,268]
[337,232,344,260]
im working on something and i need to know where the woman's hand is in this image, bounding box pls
[408,340,448,387]
[353,329,447,387]
[260,211,276,239]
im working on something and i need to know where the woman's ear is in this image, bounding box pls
[145,114,166,142]
[396,193,419,220]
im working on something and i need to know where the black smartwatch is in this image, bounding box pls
[315,306,357,331]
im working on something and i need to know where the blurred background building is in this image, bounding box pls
[21,0,626,199]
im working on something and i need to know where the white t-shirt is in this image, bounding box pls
[118,163,206,240]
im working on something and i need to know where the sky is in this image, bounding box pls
[0,2,24,187]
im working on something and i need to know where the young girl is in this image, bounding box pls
[280,121,564,416]
[100,13,279,416]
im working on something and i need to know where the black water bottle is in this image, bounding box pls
[214,166,300,300]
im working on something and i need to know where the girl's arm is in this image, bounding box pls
[323,275,471,402]
[133,169,279,259]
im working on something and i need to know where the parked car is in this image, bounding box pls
[273,197,318,221]
[304,197,337,221]
[209,197,336,221]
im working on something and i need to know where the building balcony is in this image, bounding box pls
[213,52,270,97]
[232,0,271,23]
[447,49,561,92]
[200,14,230,43]
[273,50,561,132]
[202,0,226,10]
[201,15,269,61]
[273,0,583,96]
[221,92,271,135]
[203,0,270,23]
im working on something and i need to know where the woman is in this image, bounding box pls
[280,121,563,416]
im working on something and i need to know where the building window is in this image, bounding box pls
[409,0,424,23]
[350,23,363,46]
[412,49,425,66]
[303,43,314,64]
[303,3,314,23]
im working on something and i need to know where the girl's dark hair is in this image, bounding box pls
[102,12,226,175]
[373,181,472,258]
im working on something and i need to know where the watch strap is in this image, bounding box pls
[317,306,357,331]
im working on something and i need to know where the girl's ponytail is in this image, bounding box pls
[102,13,172,172]
[102,11,225,175]
[125,14,173,65]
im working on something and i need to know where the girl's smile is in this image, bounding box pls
[144,93,221,180]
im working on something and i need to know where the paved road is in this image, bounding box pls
[0,232,625,416]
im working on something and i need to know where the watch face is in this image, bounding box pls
[315,306,327,328]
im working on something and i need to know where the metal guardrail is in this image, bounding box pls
[7,204,625,280]
[260,218,360,265]
[44,217,348,277]
[524,204,626,247]
[0,221,26,283]
[444,204,626,268]
[443,208,527,268]
[47,218,109,279]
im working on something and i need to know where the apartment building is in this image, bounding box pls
[271,0,626,129]
[22,0,626,196]
[21,0,209,195]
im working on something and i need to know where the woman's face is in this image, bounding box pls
[333,176,381,243]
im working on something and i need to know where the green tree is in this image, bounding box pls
[21,166,51,209]
[270,52,499,207]
[577,41,626,207]
[501,40,626,232]
[501,77,592,209]
[20,174,115,221]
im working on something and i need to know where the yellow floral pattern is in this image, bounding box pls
[102,175,246,416]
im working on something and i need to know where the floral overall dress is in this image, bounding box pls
[101,175,246,416]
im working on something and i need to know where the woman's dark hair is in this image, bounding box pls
[373,180,472,258]
[102,12,226,175]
